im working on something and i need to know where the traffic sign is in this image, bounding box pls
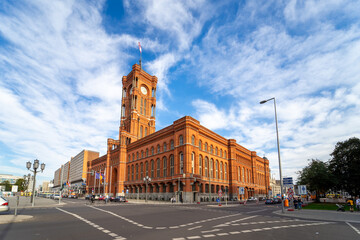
[239,187,244,195]
[283,177,293,185]
[298,185,307,195]
[218,190,222,197]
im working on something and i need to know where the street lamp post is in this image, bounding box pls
[260,97,285,213]
[143,176,151,202]
[26,159,46,207]
[23,174,31,196]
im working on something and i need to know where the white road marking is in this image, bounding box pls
[188,226,202,231]
[56,207,126,240]
[173,221,335,239]
[346,222,360,235]
[201,229,221,233]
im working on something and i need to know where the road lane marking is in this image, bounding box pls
[346,222,360,235]
[201,229,221,233]
[56,207,126,240]
[88,205,249,230]
[188,226,202,231]
[172,221,335,239]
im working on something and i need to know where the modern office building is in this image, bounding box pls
[86,64,270,203]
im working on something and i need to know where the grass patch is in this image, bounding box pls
[302,202,352,211]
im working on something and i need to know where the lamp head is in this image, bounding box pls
[33,159,39,170]
[41,162,45,172]
[26,161,31,170]
[260,100,267,104]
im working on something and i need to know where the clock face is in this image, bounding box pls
[141,86,147,95]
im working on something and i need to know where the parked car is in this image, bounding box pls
[85,195,91,200]
[53,194,60,200]
[0,196,10,212]
[113,196,127,202]
[273,198,282,204]
[98,195,105,201]
[265,199,274,204]
[247,197,257,201]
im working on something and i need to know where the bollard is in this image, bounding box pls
[14,195,19,216]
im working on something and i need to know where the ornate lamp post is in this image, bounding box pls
[143,176,151,202]
[260,97,285,213]
[23,173,31,195]
[26,159,45,207]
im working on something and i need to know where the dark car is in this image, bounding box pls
[113,196,127,202]
[273,198,282,204]
[265,199,274,204]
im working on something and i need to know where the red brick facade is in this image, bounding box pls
[86,64,270,202]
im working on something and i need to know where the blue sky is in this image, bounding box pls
[1,0,360,186]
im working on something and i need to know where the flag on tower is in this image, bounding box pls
[138,42,142,53]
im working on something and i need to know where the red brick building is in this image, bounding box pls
[87,64,270,202]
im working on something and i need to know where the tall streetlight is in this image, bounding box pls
[143,176,151,202]
[26,159,46,207]
[260,97,285,213]
[23,173,32,196]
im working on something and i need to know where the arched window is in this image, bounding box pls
[136,152,139,160]
[140,126,143,138]
[242,167,245,182]
[163,142,167,152]
[205,142,208,152]
[145,127,148,136]
[151,160,154,178]
[146,148,149,157]
[179,135,183,145]
[144,99,147,116]
[199,155,203,176]
[205,157,208,177]
[151,147,154,155]
[131,165,134,181]
[136,164,139,180]
[179,152,184,174]
[220,149,223,158]
[140,163,143,179]
[163,157,167,177]
[132,153,135,162]
[224,151,227,159]
[199,140,202,150]
[238,167,240,181]
[141,151,144,158]
[220,162,223,179]
[191,152,195,174]
[210,159,213,178]
[191,135,195,145]
[225,163,227,180]
[210,145,213,154]
[215,147,218,156]
[145,161,149,176]
[170,155,174,176]
[156,159,160,178]
[127,166,130,181]
[215,160,218,179]
[170,140,174,150]
[157,144,160,153]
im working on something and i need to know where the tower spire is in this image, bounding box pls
[138,42,142,70]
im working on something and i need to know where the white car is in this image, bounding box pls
[0,196,10,212]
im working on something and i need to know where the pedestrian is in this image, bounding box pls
[298,198,302,210]
[91,194,95,204]
[356,197,360,211]
[294,198,298,209]
[347,198,354,212]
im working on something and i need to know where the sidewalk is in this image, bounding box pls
[0,196,65,225]
[275,209,360,223]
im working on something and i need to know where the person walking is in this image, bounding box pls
[347,198,354,212]
[356,197,360,211]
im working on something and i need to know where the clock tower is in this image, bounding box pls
[119,64,157,144]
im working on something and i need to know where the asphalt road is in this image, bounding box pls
[1,199,359,240]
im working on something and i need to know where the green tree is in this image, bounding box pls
[328,137,360,196]
[296,159,334,201]
[1,180,12,191]
[15,178,27,192]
